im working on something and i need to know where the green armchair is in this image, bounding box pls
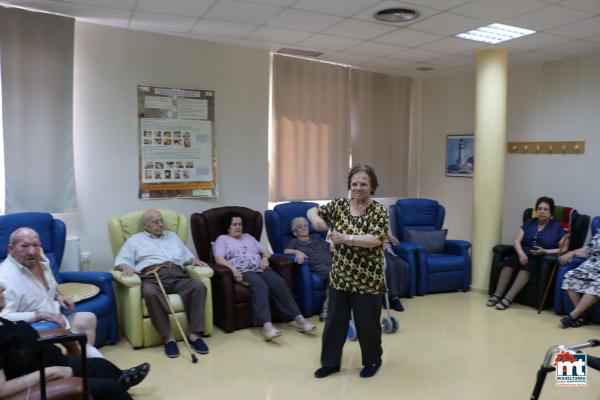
[108,209,213,348]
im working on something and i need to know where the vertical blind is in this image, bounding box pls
[0,6,76,213]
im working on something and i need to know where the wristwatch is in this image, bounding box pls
[349,235,355,245]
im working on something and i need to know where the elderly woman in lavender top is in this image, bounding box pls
[213,211,316,341]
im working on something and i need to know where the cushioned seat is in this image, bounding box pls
[108,209,213,348]
[426,254,467,273]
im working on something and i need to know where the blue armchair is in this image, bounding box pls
[0,212,118,346]
[390,198,471,296]
[554,216,600,321]
[265,202,327,317]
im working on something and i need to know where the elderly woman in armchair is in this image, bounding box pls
[558,232,600,328]
[213,211,316,341]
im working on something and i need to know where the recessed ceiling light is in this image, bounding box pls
[374,8,420,23]
[276,48,323,58]
[455,23,535,44]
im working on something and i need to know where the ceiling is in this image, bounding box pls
[2,0,600,79]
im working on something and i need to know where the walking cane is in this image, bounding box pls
[146,267,198,363]
[537,233,570,314]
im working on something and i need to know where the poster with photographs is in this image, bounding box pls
[137,85,217,199]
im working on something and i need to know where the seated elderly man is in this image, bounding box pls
[0,227,103,358]
[284,217,332,319]
[114,209,211,358]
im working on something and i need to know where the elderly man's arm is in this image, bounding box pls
[115,263,136,277]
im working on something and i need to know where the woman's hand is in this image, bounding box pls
[231,268,243,282]
[518,253,529,266]
[530,246,546,256]
[559,252,574,265]
[261,256,269,269]
[295,252,307,264]
[328,231,347,245]
[45,366,73,380]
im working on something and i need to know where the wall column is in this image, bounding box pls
[471,49,508,291]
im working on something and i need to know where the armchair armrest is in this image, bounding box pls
[185,265,214,280]
[391,242,418,258]
[445,240,471,256]
[268,255,293,287]
[274,252,313,316]
[110,270,141,287]
[492,244,514,258]
[38,329,82,357]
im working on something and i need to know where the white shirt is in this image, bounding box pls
[0,254,62,323]
[115,230,196,273]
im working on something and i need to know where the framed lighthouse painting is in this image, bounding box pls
[445,134,474,177]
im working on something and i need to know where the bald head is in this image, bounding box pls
[141,209,164,237]
[8,227,42,269]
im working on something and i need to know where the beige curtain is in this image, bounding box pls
[350,70,412,197]
[270,55,351,201]
[0,6,76,212]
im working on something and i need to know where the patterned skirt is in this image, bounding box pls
[561,257,600,296]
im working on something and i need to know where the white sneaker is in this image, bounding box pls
[263,328,282,341]
[298,322,317,333]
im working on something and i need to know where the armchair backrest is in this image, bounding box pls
[190,206,263,262]
[107,209,187,257]
[390,198,445,241]
[265,201,326,254]
[0,212,66,282]
[592,216,600,236]
[522,206,590,250]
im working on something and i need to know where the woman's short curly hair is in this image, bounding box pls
[535,196,555,215]
[221,211,244,235]
[347,164,379,195]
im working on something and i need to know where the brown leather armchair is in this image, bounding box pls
[190,206,294,333]
[5,329,90,400]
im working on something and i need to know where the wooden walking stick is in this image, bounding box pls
[147,267,198,363]
[537,233,570,314]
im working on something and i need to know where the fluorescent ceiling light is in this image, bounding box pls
[455,23,535,44]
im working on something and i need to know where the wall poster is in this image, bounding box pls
[137,85,217,199]
[445,134,474,177]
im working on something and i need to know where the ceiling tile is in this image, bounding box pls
[559,0,600,14]
[292,0,381,18]
[353,1,441,25]
[452,0,547,20]
[191,19,258,38]
[508,51,565,65]
[267,9,342,32]
[362,57,412,68]
[374,28,444,47]
[402,0,474,10]
[205,0,281,24]
[408,12,484,35]
[501,5,595,31]
[586,35,600,44]
[137,0,214,17]
[298,34,363,51]
[62,0,137,9]
[419,37,487,53]
[322,51,377,65]
[507,32,577,50]
[248,26,314,44]
[130,11,198,32]
[427,54,474,66]
[537,39,600,56]
[324,18,397,40]
[346,41,409,56]
[237,0,295,6]
[389,47,445,61]
[3,0,133,27]
[546,16,600,39]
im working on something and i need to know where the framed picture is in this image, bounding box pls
[446,134,474,177]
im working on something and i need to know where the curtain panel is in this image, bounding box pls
[0,6,76,213]
[350,70,412,198]
[270,54,351,201]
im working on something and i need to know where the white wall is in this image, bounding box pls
[59,23,270,270]
[420,52,600,250]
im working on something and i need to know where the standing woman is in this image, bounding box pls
[308,164,388,379]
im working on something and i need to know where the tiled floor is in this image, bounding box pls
[103,292,600,400]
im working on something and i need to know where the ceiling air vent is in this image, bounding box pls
[277,48,324,58]
[374,8,420,23]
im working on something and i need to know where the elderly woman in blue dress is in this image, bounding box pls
[558,233,600,328]
[487,196,566,310]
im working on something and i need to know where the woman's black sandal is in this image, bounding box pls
[495,298,512,310]
[486,295,501,307]
[119,362,151,390]
[560,314,587,328]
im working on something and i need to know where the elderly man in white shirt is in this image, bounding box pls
[0,227,103,358]
[115,209,211,359]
